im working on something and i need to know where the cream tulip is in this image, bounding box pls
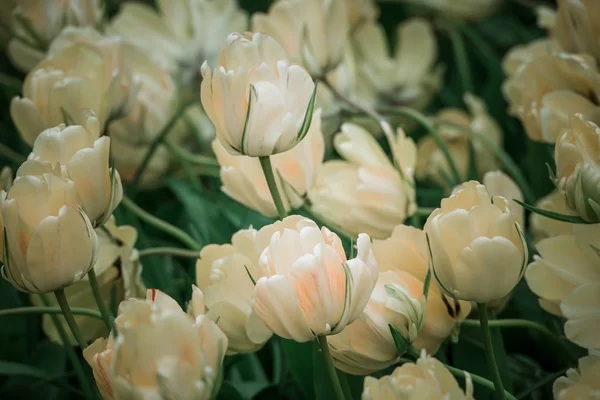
[11,29,136,146]
[85,288,228,400]
[7,0,101,72]
[561,282,600,349]
[424,181,528,303]
[20,112,122,227]
[309,123,417,239]
[483,170,524,228]
[200,32,316,157]
[530,190,575,244]
[0,172,98,294]
[503,52,600,143]
[526,224,600,316]
[555,114,600,222]
[352,18,443,110]
[328,226,470,375]
[362,350,474,400]
[502,39,559,77]
[252,0,350,77]
[554,354,600,399]
[196,228,273,354]
[345,0,379,28]
[252,216,378,342]
[109,0,248,76]
[416,94,503,188]
[213,110,324,218]
[553,0,600,63]
[0,167,13,192]
[31,217,145,345]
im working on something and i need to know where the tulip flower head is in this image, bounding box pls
[201,32,317,157]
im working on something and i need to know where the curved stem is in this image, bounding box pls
[164,138,219,167]
[129,99,198,194]
[259,156,287,220]
[0,306,103,319]
[138,247,200,259]
[120,195,201,250]
[439,122,536,203]
[461,318,576,364]
[386,107,462,186]
[87,268,113,332]
[478,303,506,400]
[444,363,517,400]
[39,295,95,400]
[445,23,473,94]
[317,336,345,400]
[54,290,88,352]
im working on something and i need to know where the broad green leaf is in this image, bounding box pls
[280,338,314,399]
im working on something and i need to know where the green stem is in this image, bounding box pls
[461,319,576,364]
[259,156,287,220]
[444,363,517,400]
[138,247,200,259]
[87,269,113,332]
[386,107,462,186]
[317,336,345,400]
[120,195,201,250]
[445,23,473,93]
[337,371,354,400]
[164,138,219,167]
[0,306,103,319]
[478,303,506,400]
[0,143,26,164]
[54,290,88,352]
[129,99,198,194]
[39,295,96,400]
[440,122,536,203]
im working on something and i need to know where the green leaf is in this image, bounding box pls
[0,361,52,378]
[216,381,245,400]
[388,324,411,356]
[296,81,319,143]
[513,199,591,224]
[422,268,432,300]
[312,339,337,400]
[280,339,315,399]
[240,85,257,156]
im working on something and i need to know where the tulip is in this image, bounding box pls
[502,39,559,77]
[554,0,600,63]
[328,226,470,374]
[526,224,600,317]
[85,288,228,400]
[252,0,350,77]
[561,281,600,350]
[309,123,416,239]
[20,112,122,227]
[109,0,248,76]
[362,350,473,400]
[416,94,503,188]
[352,18,442,110]
[200,32,316,157]
[0,171,98,294]
[7,0,101,72]
[11,27,137,146]
[196,228,273,354]
[554,354,600,399]
[424,181,528,303]
[0,167,12,192]
[213,110,324,218]
[483,171,524,228]
[503,53,600,143]
[555,114,600,222]
[345,0,379,28]
[251,215,378,342]
[530,190,575,244]
[31,217,145,345]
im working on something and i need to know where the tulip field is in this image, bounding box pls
[0,0,597,399]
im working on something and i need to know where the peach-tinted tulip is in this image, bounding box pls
[252,216,378,342]
[554,354,600,399]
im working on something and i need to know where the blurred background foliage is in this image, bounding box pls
[0,0,579,399]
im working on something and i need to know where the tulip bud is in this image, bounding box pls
[424,181,528,303]
[352,18,442,110]
[0,172,99,293]
[109,0,248,76]
[362,350,473,400]
[554,354,600,400]
[19,112,122,227]
[251,215,378,342]
[11,27,136,146]
[31,217,145,345]
[556,114,600,222]
[328,226,470,374]
[252,0,350,77]
[85,288,228,400]
[200,32,316,157]
[309,123,416,239]
[196,228,273,354]
[7,0,101,72]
